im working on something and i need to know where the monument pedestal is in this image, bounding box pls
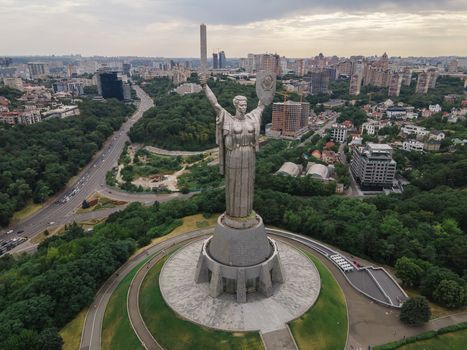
[195,213,284,302]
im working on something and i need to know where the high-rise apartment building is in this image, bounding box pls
[295,59,305,76]
[271,101,310,138]
[310,71,330,94]
[218,51,226,68]
[256,54,280,75]
[27,62,49,79]
[350,143,396,190]
[401,67,412,86]
[212,53,218,69]
[415,72,429,94]
[349,73,362,96]
[448,59,458,73]
[388,73,402,97]
[337,60,353,77]
[428,69,438,89]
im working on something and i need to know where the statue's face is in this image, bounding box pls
[236,100,247,115]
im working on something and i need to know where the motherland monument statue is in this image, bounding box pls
[195,25,283,302]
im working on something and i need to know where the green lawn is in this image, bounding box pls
[101,259,148,350]
[11,201,43,222]
[60,308,87,350]
[139,256,264,350]
[385,329,467,350]
[289,252,348,350]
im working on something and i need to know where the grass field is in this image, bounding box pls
[30,225,65,244]
[389,329,467,350]
[139,256,264,350]
[289,252,348,350]
[101,259,148,350]
[60,308,88,350]
[11,201,43,222]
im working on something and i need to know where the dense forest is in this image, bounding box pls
[0,190,224,349]
[0,99,135,226]
[129,77,276,151]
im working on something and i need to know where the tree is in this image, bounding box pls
[400,297,431,325]
[433,279,466,309]
[395,257,424,287]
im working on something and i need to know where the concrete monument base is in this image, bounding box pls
[159,239,321,332]
[194,213,283,302]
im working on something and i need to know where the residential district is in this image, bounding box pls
[0,42,466,350]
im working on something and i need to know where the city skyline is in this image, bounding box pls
[1,0,467,57]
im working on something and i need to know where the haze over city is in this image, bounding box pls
[2,0,467,57]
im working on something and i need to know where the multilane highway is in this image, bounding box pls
[1,86,187,252]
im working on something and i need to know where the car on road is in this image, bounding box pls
[17,230,24,234]
[48,221,55,225]
[6,230,13,234]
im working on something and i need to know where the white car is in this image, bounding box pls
[6,230,14,234]
[48,221,55,225]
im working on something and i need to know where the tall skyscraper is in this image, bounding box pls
[428,69,438,89]
[349,73,362,96]
[415,72,429,94]
[212,53,218,69]
[218,51,226,68]
[200,24,207,71]
[402,67,412,86]
[310,71,330,94]
[388,73,402,97]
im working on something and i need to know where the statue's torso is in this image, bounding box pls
[226,117,256,150]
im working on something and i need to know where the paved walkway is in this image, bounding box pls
[261,327,297,350]
[144,145,217,156]
[80,228,467,350]
[158,240,320,332]
[79,229,212,350]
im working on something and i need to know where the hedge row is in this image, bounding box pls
[374,322,467,350]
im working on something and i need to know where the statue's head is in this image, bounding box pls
[233,95,247,117]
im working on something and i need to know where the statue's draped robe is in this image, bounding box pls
[216,107,261,218]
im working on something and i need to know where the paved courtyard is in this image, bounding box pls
[159,240,320,333]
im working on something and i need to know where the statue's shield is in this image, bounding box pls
[256,70,276,106]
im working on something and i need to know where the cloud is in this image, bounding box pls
[0,0,466,56]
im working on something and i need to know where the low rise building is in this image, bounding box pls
[401,125,429,138]
[3,77,24,91]
[322,99,346,109]
[42,105,80,119]
[424,139,441,151]
[386,107,407,119]
[403,140,424,152]
[275,162,302,177]
[175,83,202,95]
[306,163,331,181]
[429,104,442,113]
[331,123,348,143]
[429,130,445,141]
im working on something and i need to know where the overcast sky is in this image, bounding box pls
[1,0,467,57]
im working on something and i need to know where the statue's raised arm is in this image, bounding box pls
[199,73,222,114]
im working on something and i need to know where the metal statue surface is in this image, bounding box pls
[199,73,276,218]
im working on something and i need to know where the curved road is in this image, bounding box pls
[79,229,213,350]
[81,228,467,350]
[2,86,189,253]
